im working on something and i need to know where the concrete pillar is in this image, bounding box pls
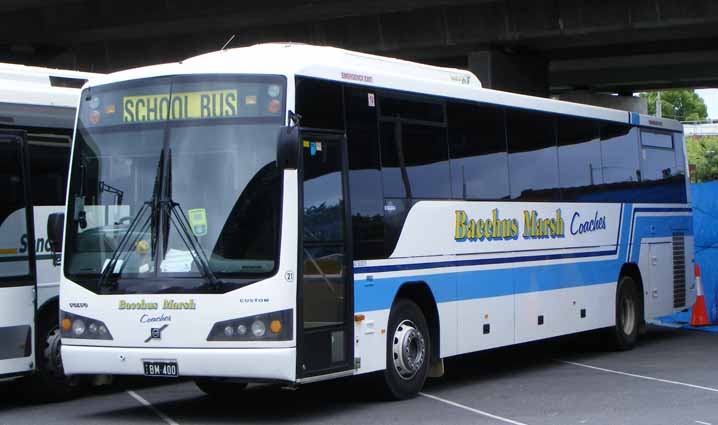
[468,49,549,97]
[556,91,648,114]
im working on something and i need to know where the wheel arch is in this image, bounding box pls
[37,296,59,329]
[393,282,440,363]
[619,263,645,324]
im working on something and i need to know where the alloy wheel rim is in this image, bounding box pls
[392,319,426,380]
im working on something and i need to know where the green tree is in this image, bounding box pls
[686,136,718,182]
[641,90,708,121]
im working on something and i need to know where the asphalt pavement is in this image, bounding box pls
[1,325,717,425]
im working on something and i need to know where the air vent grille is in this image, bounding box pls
[673,233,686,308]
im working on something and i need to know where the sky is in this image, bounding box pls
[696,88,718,119]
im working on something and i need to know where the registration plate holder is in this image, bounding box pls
[143,360,179,378]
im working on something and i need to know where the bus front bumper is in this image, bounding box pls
[62,345,296,382]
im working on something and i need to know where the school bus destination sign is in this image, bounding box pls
[123,89,240,123]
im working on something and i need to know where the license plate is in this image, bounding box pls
[143,360,178,377]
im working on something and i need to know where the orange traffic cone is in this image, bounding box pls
[690,264,711,326]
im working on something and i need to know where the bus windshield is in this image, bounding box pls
[64,75,286,294]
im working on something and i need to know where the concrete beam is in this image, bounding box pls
[556,91,648,114]
[550,49,718,92]
[469,49,549,97]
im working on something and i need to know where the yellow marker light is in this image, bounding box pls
[61,318,72,332]
[354,314,366,322]
[270,320,282,334]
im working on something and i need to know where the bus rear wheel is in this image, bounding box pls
[613,275,640,350]
[195,379,248,398]
[381,299,430,400]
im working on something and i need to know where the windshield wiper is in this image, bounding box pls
[96,201,152,291]
[96,148,223,291]
[164,200,223,289]
[97,151,165,292]
[161,149,223,289]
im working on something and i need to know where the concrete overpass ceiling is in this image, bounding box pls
[1,0,717,94]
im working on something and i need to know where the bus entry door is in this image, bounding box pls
[298,131,354,379]
[0,130,37,378]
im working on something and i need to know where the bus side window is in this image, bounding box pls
[506,108,560,201]
[28,139,71,207]
[599,124,640,201]
[557,116,602,201]
[378,94,450,200]
[447,101,509,200]
[345,86,384,260]
[295,77,344,130]
[400,123,451,199]
[639,130,686,203]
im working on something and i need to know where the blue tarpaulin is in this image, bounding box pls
[691,181,718,324]
[662,181,718,331]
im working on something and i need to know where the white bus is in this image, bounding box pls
[55,43,695,399]
[0,63,97,397]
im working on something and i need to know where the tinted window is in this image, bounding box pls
[640,132,677,182]
[641,131,673,149]
[380,121,405,198]
[295,77,344,130]
[448,102,509,200]
[345,86,384,260]
[303,140,344,242]
[0,138,29,278]
[380,96,444,122]
[639,131,686,203]
[402,124,451,199]
[600,124,640,185]
[29,139,70,206]
[507,109,559,200]
[557,116,602,200]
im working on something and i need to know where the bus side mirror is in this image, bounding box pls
[47,212,64,266]
[277,126,299,170]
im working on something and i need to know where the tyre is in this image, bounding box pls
[381,299,431,400]
[195,379,248,398]
[30,315,86,400]
[613,275,640,350]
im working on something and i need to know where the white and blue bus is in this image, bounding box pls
[55,43,694,399]
[0,63,97,396]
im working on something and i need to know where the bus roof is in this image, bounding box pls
[89,43,683,133]
[0,62,99,108]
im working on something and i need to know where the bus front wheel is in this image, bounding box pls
[613,275,640,350]
[382,299,431,400]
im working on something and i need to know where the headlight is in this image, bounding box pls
[61,310,113,340]
[72,319,86,336]
[251,320,266,337]
[207,309,292,341]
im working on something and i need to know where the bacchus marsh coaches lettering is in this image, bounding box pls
[123,89,239,123]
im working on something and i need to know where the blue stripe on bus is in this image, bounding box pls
[353,248,618,275]
[354,205,692,312]
[630,112,640,125]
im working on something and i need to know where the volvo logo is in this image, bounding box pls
[145,324,169,343]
